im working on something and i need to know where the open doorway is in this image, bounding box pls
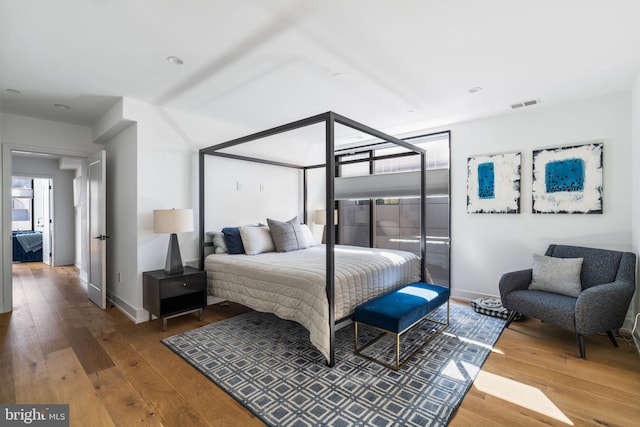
[10,151,82,272]
[1,147,91,315]
[11,176,52,265]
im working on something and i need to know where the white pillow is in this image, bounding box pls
[239,226,275,255]
[300,224,320,247]
[529,254,583,297]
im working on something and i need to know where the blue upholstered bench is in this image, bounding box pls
[354,282,450,370]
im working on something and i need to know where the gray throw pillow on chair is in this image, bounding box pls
[529,254,583,297]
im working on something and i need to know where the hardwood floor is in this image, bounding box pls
[1,264,639,426]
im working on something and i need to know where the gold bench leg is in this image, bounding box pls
[354,301,450,371]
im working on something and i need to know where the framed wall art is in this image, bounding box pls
[467,152,521,214]
[532,142,603,214]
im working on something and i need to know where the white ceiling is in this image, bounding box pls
[1,0,640,140]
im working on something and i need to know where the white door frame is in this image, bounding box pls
[1,144,89,313]
[39,178,53,266]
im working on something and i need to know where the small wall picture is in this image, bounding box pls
[532,142,603,214]
[467,152,521,213]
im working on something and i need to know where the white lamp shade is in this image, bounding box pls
[153,209,194,234]
[314,209,338,225]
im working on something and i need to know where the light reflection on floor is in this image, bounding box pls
[472,368,574,425]
[442,334,573,425]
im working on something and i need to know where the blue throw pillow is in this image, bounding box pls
[222,227,245,254]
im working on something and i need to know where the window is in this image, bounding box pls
[336,132,450,286]
[374,133,450,173]
[12,178,34,231]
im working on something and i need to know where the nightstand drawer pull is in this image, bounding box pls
[183,283,187,287]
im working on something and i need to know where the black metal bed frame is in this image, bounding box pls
[198,111,427,367]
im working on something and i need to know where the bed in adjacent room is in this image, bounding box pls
[12,231,43,262]
[199,112,431,366]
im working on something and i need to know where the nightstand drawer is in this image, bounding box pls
[160,275,205,298]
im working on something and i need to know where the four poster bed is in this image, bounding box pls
[199,112,429,366]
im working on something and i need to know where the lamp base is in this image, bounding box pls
[164,233,184,275]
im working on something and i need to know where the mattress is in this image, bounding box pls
[204,244,422,362]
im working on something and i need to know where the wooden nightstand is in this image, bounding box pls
[143,267,207,331]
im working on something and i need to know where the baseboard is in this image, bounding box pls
[207,295,225,305]
[107,292,147,324]
[109,293,221,324]
[76,266,88,284]
[77,274,88,291]
[450,289,496,302]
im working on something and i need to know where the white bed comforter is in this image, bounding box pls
[204,245,421,362]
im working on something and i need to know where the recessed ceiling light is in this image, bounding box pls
[167,56,184,65]
[54,103,71,110]
[468,86,483,93]
[6,89,21,94]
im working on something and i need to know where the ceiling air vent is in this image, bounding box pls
[511,99,540,109]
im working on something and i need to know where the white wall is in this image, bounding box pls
[441,92,632,300]
[203,156,303,232]
[103,123,138,319]
[12,156,76,266]
[306,167,329,240]
[1,113,98,155]
[630,73,640,337]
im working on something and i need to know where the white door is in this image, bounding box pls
[41,179,52,265]
[88,151,107,309]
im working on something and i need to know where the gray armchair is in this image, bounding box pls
[499,244,636,359]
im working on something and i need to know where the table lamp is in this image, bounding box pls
[314,209,338,244]
[153,208,193,274]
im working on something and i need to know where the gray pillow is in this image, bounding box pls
[267,216,308,252]
[529,254,583,297]
[206,231,228,254]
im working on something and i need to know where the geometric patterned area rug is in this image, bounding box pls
[162,304,505,427]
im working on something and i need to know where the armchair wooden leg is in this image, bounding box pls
[605,331,619,348]
[576,334,586,359]
[505,310,518,328]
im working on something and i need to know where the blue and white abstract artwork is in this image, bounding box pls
[467,152,521,213]
[532,143,603,214]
